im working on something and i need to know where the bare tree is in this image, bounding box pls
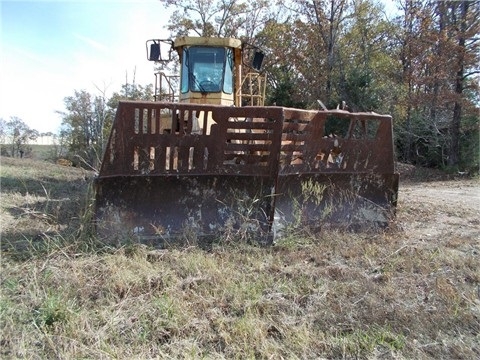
[159,0,275,41]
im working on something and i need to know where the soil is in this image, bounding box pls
[397,177,480,246]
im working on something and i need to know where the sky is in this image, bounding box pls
[0,0,172,133]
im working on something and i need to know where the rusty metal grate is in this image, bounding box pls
[99,102,394,178]
[96,101,399,241]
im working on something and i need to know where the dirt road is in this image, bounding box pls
[398,179,480,244]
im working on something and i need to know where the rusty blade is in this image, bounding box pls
[95,175,275,244]
[273,173,399,236]
[95,101,399,242]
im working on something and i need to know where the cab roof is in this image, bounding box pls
[174,36,242,49]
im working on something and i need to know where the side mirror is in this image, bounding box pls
[242,43,265,72]
[146,39,173,62]
[252,50,264,71]
[149,43,160,61]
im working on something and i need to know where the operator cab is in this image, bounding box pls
[147,37,242,106]
[146,36,264,107]
[174,37,242,106]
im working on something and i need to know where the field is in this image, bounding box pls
[1,156,479,359]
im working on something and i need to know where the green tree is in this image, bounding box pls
[59,80,154,169]
[267,66,307,108]
[285,0,350,106]
[3,116,38,158]
[337,0,399,112]
[264,0,399,111]
[393,0,479,170]
[108,83,154,108]
[0,118,6,145]
[443,1,480,168]
[59,90,114,168]
[59,90,95,167]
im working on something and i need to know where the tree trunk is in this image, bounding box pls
[448,1,468,167]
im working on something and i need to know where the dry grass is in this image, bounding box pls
[1,156,479,359]
[0,156,94,255]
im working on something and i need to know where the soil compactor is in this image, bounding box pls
[94,36,399,244]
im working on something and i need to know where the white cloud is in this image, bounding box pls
[72,33,110,53]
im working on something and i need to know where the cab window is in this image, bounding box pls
[180,46,233,94]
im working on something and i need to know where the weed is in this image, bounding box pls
[33,293,74,328]
[331,326,405,357]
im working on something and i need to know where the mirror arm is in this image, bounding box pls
[146,39,174,62]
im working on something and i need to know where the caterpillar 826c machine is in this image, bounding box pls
[94,36,399,244]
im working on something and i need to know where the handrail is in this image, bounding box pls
[236,72,266,106]
[154,72,179,102]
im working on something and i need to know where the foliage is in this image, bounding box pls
[0,118,6,144]
[58,78,153,169]
[107,81,154,109]
[0,116,38,158]
[337,0,399,113]
[393,0,480,170]
[266,67,307,108]
[159,0,276,40]
[57,90,108,169]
